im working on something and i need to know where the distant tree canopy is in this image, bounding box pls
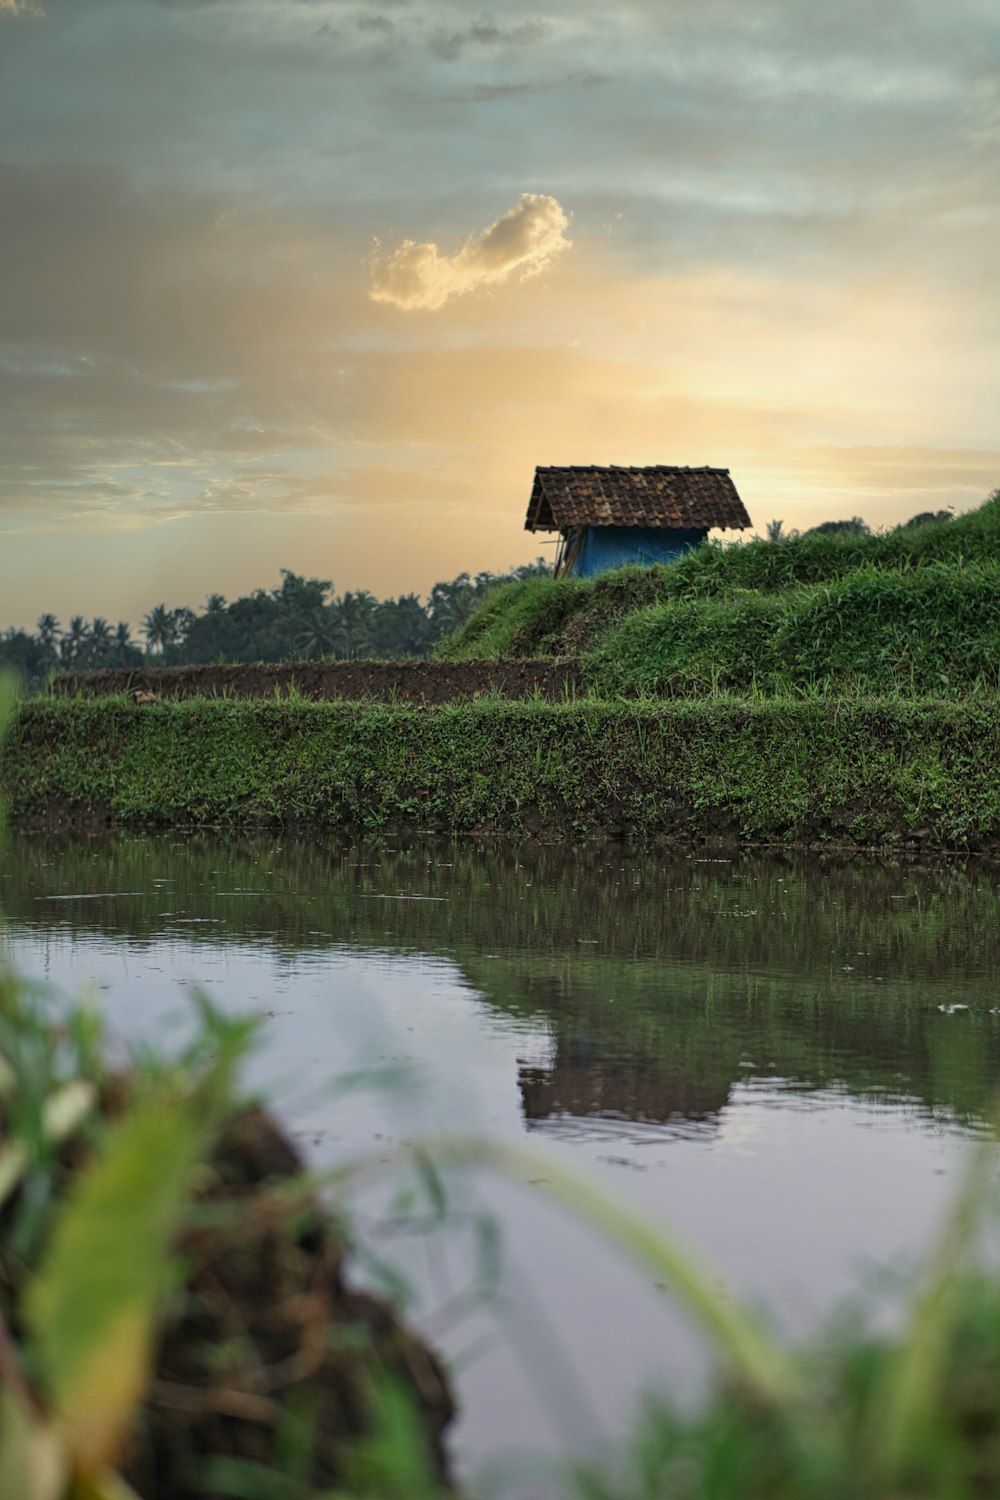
[803,517,870,538]
[763,511,952,544]
[0,562,551,690]
[896,510,953,530]
[765,517,872,542]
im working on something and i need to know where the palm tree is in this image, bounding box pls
[36,614,60,668]
[142,604,175,658]
[87,617,113,668]
[113,622,136,665]
[36,613,60,648]
[428,574,478,635]
[170,607,195,646]
[61,616,89,667]
[331,592,376,660]
[294,606,340,661]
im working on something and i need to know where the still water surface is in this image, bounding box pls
[2,831,999,1483]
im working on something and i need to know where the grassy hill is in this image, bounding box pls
[436,493,1000,687]
[588,560,1000,698]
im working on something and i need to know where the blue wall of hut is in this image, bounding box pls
[568,525,708,577]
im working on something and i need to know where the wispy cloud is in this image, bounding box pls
[356,14,394,34]
[443,70,607,104]
[369,193,572,311]
[430,17,551,63]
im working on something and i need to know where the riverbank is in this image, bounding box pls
[4,696,1000,848]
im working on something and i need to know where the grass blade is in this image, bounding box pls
[25,1088,210,1472]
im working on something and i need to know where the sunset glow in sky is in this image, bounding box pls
[2,0,999,625]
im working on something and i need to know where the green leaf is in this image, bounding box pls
[335,1377,446,1500]
[870,1135,996,1485]
[414,1148,448,1221]
[192,1455,306,1500]
[25,1088,210,1472]
[68,1469,144,1500]
[0,1080,97,1214]
[0,1386,67,1500]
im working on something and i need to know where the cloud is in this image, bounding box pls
[443,70,607,103]
[356,14,394,33]
[0,0,43,14]
[431,18,550,63]
[369,193,572,311]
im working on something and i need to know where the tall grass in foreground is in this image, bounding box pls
[0,971,456,1500]
[0,974,255,1500]
[4,968,1000,1500]
[338,1132,1000,1500]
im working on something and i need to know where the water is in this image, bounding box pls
[2,830,999,1485]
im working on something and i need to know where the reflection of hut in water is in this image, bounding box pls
[518,1033,732,1138]
[524,465,752,578]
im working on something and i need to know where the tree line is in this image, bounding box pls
[763,510,952,542]
[0,563,551,689]
[3,512,951,690]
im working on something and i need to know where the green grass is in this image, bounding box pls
[438,493,1000,662]
[586,562,1000,698]
[4,695,1000,847]
[435,567,673,661]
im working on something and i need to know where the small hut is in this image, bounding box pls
[524,465,752,578]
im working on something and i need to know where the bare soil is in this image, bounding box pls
[54,659,582,703]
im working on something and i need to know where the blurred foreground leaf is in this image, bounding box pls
[25,1089,210,1472]
[334,1378,448,1500]
[0,1080,96,1214]
[0,1386,66,1500]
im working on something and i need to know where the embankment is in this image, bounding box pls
[53,658,582,702]
[4,697,1000,847]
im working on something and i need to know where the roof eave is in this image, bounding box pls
[524,473,555,532]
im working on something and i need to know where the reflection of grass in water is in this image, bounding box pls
[1,830,994,974]
[5,829,1000,1127]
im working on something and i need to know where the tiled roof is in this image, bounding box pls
[524,466,751,532]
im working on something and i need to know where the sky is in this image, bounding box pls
[1,0,999,627]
